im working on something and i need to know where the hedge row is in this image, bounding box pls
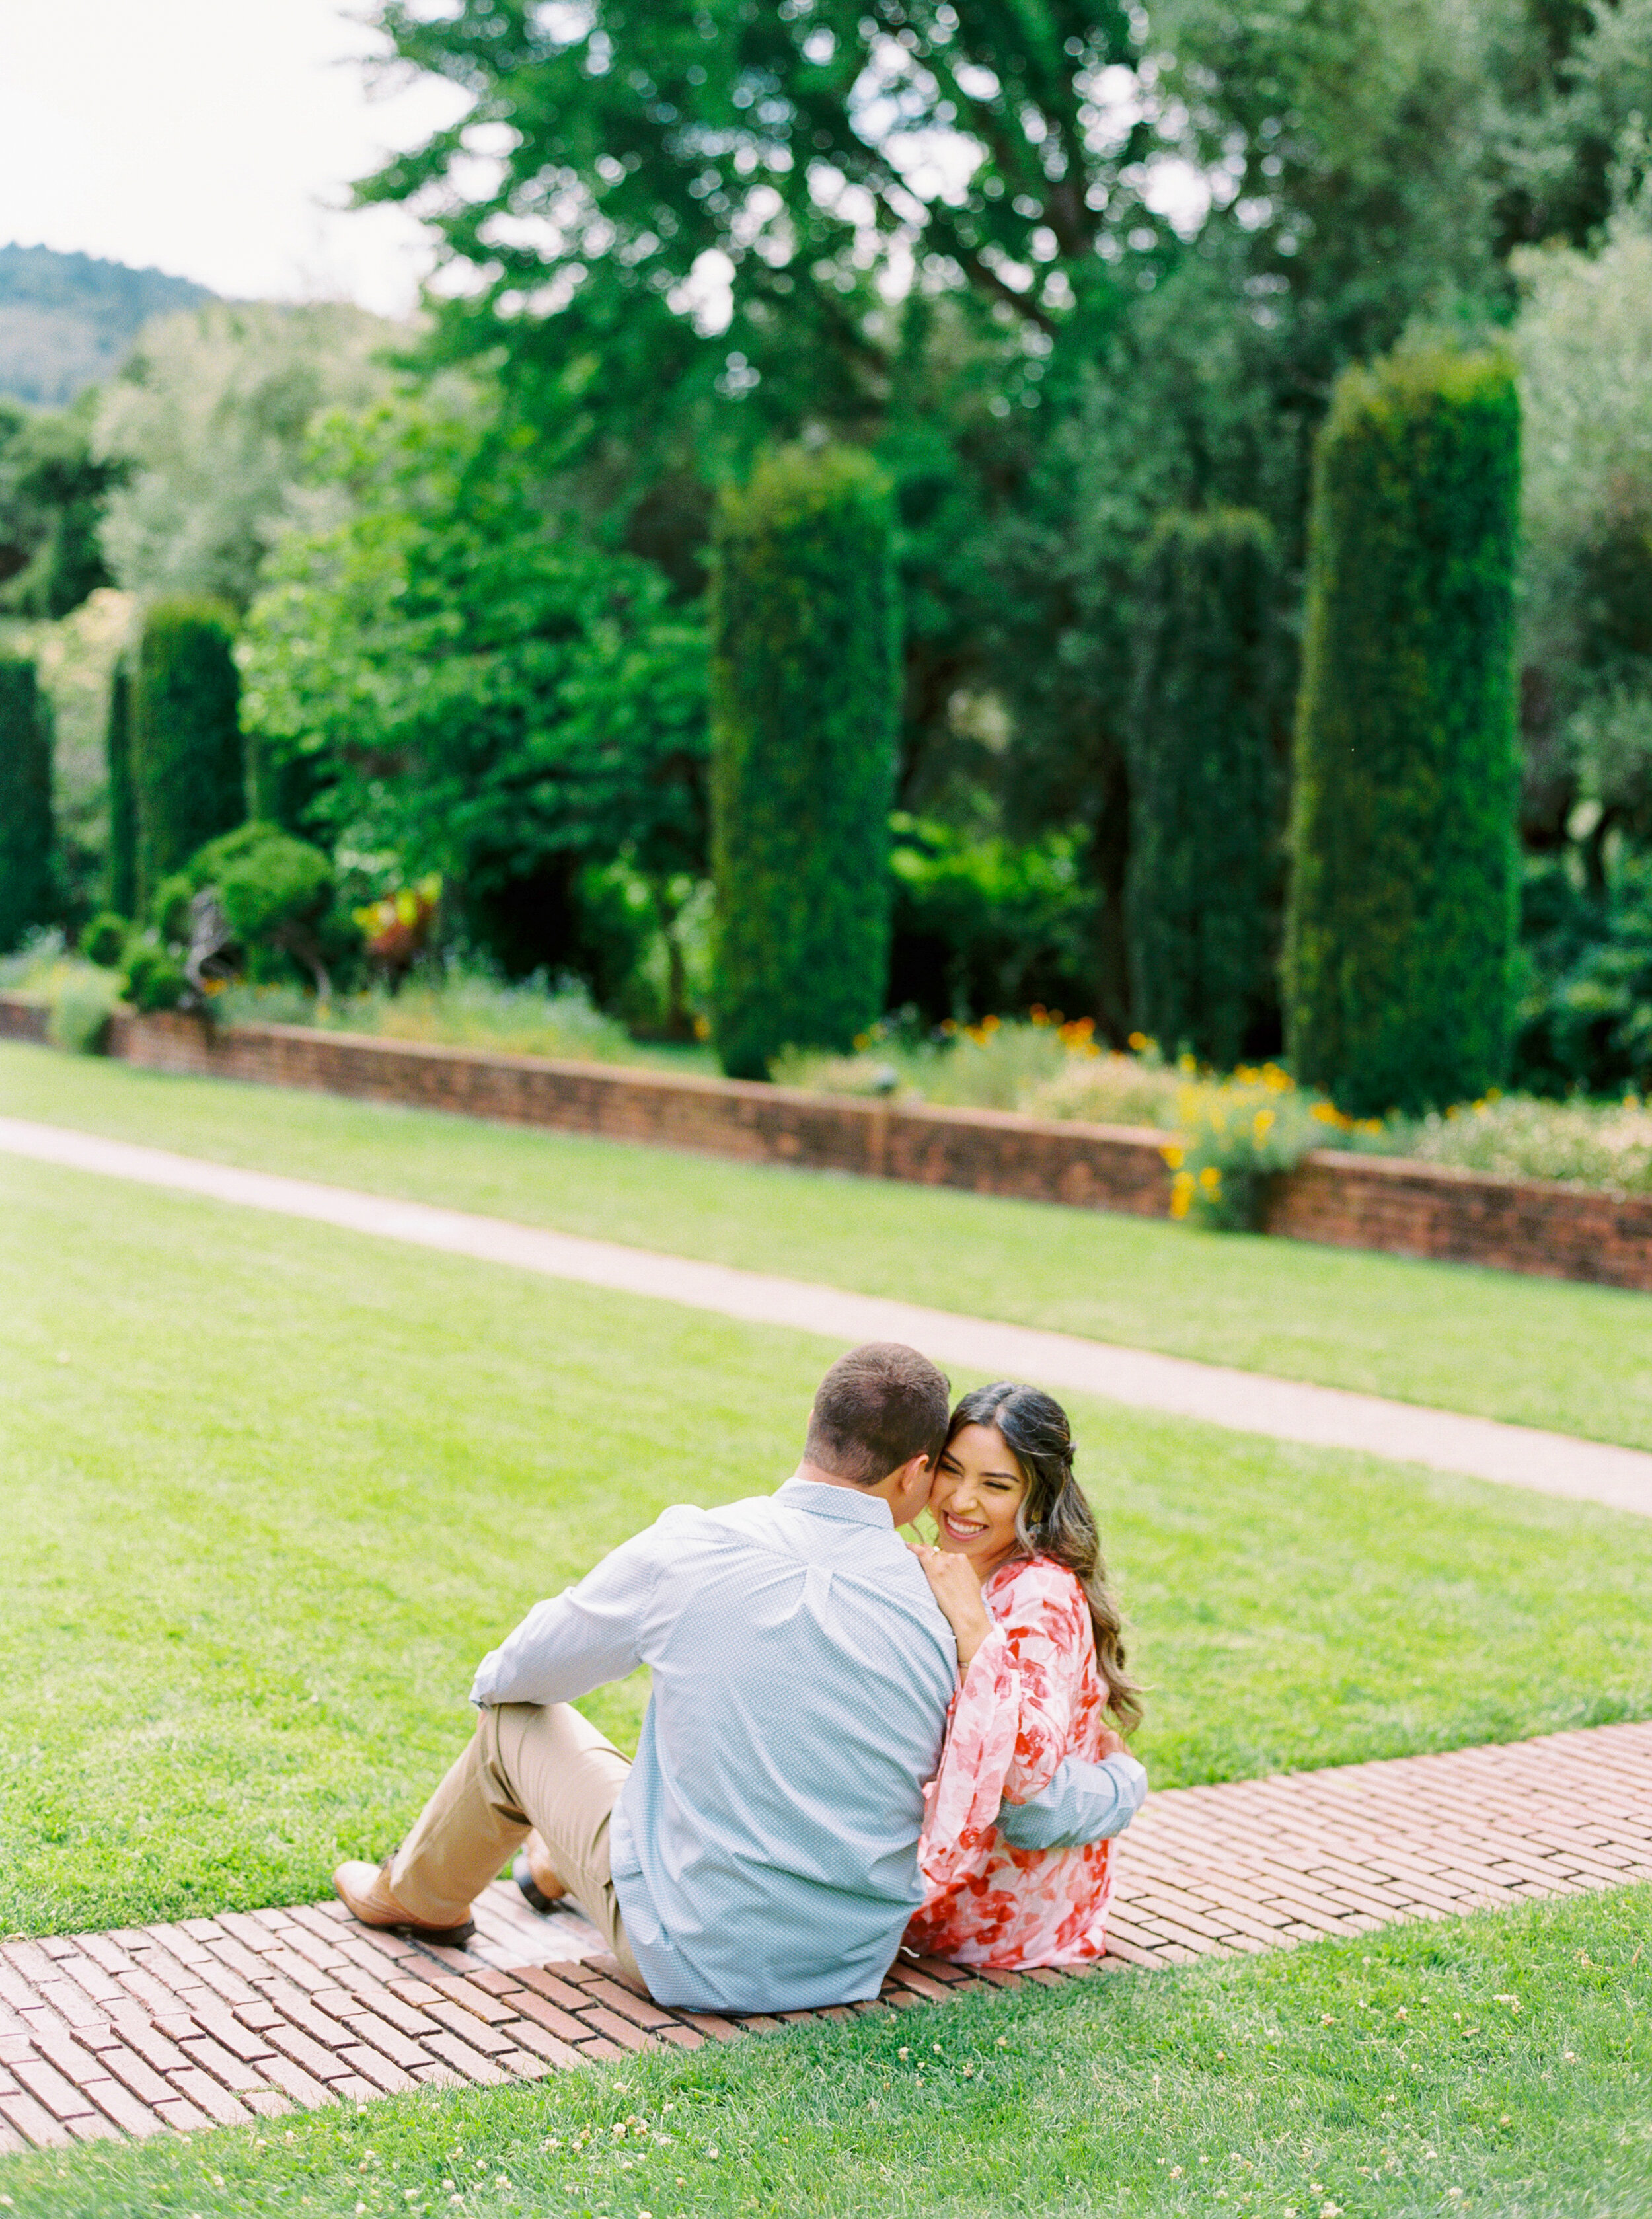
[0,658,54,952]
[710,445,899,1080]
[1287,349,1521,1117]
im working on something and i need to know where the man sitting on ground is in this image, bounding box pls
[334,1341,1126,2013]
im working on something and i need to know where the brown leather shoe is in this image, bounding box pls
[333,1858,476,1949]
[512,1829,569,1916]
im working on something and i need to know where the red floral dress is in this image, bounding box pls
[903,1555,1114,1969]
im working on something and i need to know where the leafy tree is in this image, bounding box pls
[350,0,1532,1037]
[241,388,708,976]
[710,445,899,1078]
[359,0,1176,451]
[1287,348,1521,1117]
[1127,509,1279,1067]
[0,390,120,618]
[133,597,246,905]
[888,815,1095,1024]
[94,303,394,611]
[1511,198,1652,858]
[0,656,54,950]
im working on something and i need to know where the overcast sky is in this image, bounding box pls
[0,1,471,317]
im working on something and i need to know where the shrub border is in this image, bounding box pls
[2,995,1649,1294]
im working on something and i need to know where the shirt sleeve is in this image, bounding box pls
[917,1573,1087,1888]
[468,1521,663,1707]
[994,1749,1148,1850]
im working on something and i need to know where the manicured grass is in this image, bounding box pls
[6,1041,1652,1448]
[7,1887,1649,2216]
[5,1151,1652,1941]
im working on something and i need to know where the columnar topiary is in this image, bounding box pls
[104,660,137,918]
[1286,349,1521,1117]
[710,446,899,1079]
[133,597,246,907]
[1126,509,1279,1067]
[0,656,55,952]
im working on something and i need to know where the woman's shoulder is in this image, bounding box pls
[986,1554,1089,1631]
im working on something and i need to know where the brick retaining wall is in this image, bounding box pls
[0,995,48,1045]
[1264,1147,1652,1291]
[3,994,1649,1291]
[101,1008,1174,1216]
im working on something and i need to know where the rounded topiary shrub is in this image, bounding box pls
[79,911,130,967]
[133,597,246,907]
[710,445,899,1080]
[1127,509,1279,1068]
[1286,349,1521,1117]
[121,942,189,1013]
[0,656,55,953]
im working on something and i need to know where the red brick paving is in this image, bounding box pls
[2,1719,1647,2152]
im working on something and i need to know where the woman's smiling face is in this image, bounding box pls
[930,1422,1028,1580]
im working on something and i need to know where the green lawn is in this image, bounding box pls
[5,1150,1652,1943]
[6,1040,1652,1448]
[9,1888,1649,2217]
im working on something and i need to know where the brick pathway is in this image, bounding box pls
[4,1117,1652,1517]
[3,1720,1648,2154]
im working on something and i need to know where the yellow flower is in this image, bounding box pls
[981,1012,1001,1032]
[1310,1100,1342,1125]
[1252,1108,1275,1141]
[1160,1145,1185,1168]
[1199,1165,1222,1191]
[1127,1031,1148,1052]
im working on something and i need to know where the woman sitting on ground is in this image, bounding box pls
[906,1381,1145,1970]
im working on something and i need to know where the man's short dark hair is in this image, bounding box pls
[804,1343,951,1486]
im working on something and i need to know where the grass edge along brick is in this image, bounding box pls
[1287,347,1521,1119]
[710,443,899,1081]
[7,1885,1649,2217]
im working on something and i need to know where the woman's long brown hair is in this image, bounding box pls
[945,1381,1144,1735]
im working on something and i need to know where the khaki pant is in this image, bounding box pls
[389,1702,646,1993]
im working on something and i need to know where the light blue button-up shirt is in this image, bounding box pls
[470,1475,1146,2012]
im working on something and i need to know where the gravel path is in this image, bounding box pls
[5,1113,1651,1516]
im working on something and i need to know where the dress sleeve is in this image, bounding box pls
[917,1569,1087,1889]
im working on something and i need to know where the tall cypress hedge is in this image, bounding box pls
[710,446,899,1080]
[104,661,137,918]
[133,597,245,907]
[0,657,55,952]
[1286,350,1521,1117]
[1127,509,1279,1067]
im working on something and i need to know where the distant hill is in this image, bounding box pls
[0,244,215,408]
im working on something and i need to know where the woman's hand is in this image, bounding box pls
[911,1544,995,1669]
[1096,1725,1128,1761]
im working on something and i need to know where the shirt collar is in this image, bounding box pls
[776,1475,895,1530]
